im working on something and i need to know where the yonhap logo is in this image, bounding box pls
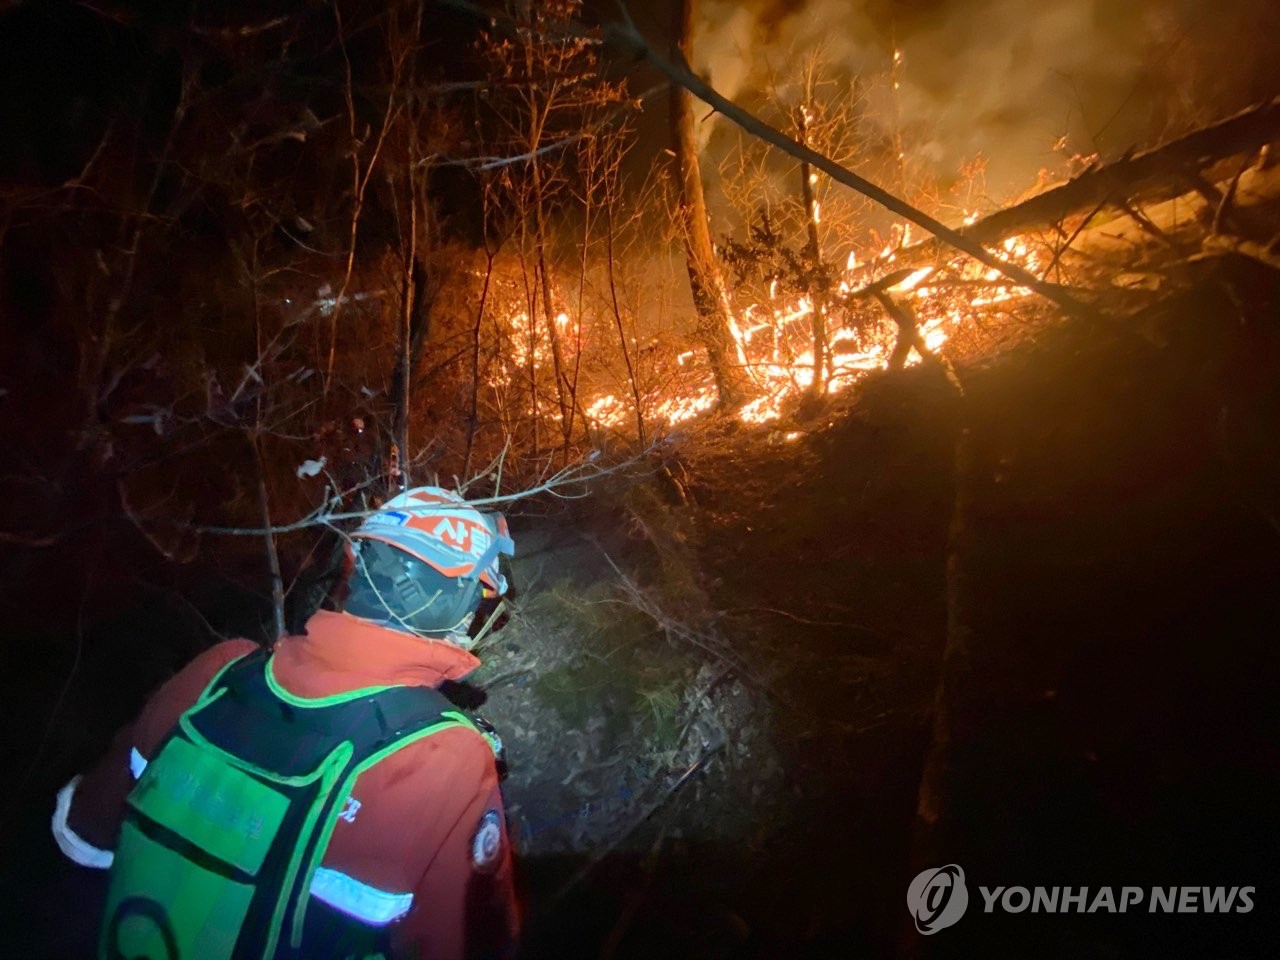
[908,864,969,934]
[906,864,1256,936]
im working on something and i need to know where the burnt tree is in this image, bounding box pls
[669,0,746,410]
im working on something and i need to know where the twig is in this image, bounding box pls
[191,446,656,536]
[0,528,64,547]
[477,666,534,690]
[429,85,661,170]
[250,432,286,641]
[729,605,887,637]
[470,598,508,652]
[599,820,669,959]
[592,545,780,702]
[324,0,404,393]
[1205,159,1262,240]
[1118,199,1184,252]
[1040,194,1112,281]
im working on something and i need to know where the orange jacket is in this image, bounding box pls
[53,610,520,960]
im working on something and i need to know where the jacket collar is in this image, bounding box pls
[271,609,480,697]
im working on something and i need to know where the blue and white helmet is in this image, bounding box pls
[353,486,514,597]
[344,487,514,644]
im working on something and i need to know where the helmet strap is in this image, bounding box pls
[468,598,507,651]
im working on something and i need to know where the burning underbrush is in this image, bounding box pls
[480,98,1280,455]
[490,223,1056,439]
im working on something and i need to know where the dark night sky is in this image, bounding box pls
[5,1,1277,202]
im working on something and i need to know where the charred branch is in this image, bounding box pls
[872,290,935,372]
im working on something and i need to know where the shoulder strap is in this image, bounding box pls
[190,645,266,706]
[202,649,472,770]
[354,682,463,752]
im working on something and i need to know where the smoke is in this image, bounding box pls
[691,0,1280,206]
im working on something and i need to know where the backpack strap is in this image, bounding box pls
[202,649,468,772]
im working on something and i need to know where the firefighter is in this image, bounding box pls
[51,486,519,960]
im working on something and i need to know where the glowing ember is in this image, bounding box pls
[586,394,623,421]
[891,266,935,292]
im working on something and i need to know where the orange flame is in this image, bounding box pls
[494,221,1045,435]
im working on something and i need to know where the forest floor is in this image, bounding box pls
[6,258,1280,959]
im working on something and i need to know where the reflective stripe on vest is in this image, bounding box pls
[308,868,413,925]
[51,776,114,869]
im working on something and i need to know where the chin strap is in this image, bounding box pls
[465,530,514,591]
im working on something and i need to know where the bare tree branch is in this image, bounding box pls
[189,445,659,537]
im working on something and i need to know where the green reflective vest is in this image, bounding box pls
[100,648,476,960]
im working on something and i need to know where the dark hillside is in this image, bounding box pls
[505,255,1280,957]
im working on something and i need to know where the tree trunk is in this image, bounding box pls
[796,106,827,397]
[606,202,646,444]
[391,175,418,489]
[390,259,431,489]
[250,431,286,642]
[669,0,746,410]
[517,222,541,459]
[532,158,572,441]
[463,246,497,481]
[901,355,972,955]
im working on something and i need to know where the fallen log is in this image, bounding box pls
[871,96,1280,274]
[1074,162,1280,265]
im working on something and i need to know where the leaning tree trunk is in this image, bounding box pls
[669,0,746,410]
[878,95,1280,275]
